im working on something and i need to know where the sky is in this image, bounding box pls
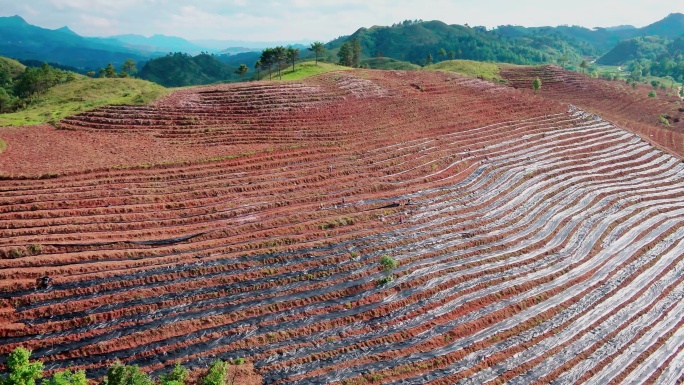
[1,0,683,42]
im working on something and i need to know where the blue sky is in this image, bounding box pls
[1,0,683,42]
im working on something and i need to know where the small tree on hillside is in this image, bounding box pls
[308,42,326,65]
[380,254,398,271]
[159,362,188,385]
[0,88,12,113]
[338,42,353,67]
[438,48,447,61]
[201,359,227,385]
[0,347,43,385]
[448,51,456,60]
[121,59,137,77]
[532,77,542,94]
[286,47,299,72]
[254,60,261,80]
[425,53,433,66]
[104,63,117,78]
[101,361,153,385]
[378,254,398,285]
[579,60,589,73]
[234,64,248,81]
[351,38,361,68]
[648,90,657,98]
[43,370,88,385]
[651,80,660,89]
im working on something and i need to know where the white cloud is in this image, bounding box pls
[0,0,683,41]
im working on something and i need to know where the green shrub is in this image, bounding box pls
[159,362,187,385]
[27,244,41,255]
[43,369,87,385]
[201,359,227,385]
[659,115,671,126]
[101,361,153,385]
[380,254,398,271]
[377,275,394,285]
[648,90,657,98]
[0,347,43,385]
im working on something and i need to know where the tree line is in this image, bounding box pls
[0,347,245,385]
[88,59,137,79]
[254,42,327,80]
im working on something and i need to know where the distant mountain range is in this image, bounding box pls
[0,15,313,70]
[1,13,683,76]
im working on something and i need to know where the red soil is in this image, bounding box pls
[0,69,683,384]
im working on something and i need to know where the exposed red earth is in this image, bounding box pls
[1,69,683,384]
[501,64,684,157]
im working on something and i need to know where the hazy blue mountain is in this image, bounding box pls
[0,15,149,70]
[603,25,636,31]
[192,39,315,51]
[107,34,208,55]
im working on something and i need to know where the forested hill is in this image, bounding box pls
[331,20,595,66]
[495,13,684,52]
[326,14,684,68]
[596,36,671,65]
[136,53,239,87]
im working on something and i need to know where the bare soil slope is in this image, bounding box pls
[1,70,683,384]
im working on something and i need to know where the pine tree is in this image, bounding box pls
[254,60,261,80]
[425,53,433,65]
[286,47,299,72]
[308,42,325,64]
[104,63,117,78]
[352,38,361,68]
[121,59,137,76]
[273,46,287,79]
[234,64,248,81]
[338,42,353,67]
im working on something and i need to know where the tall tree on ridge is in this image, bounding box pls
[273,46,287,79]
[234,64,248,81]
[308,42,326,64]
[352,38,361,68]
[259,48,275,80]
[286,47,299,72]
[254,60,261,80]
[338,42,353,67]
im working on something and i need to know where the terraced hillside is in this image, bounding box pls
[501,64,684,156]
[1,70,684,384]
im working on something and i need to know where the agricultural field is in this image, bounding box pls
[501,64,684,156]
[1,68,684,384]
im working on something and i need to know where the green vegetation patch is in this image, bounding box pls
[0,77,168,127]
[425,60,503,82]
[0,56,26,79]
[268,61,350,81]
[361,57,420,70]
[0,138,6,154]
